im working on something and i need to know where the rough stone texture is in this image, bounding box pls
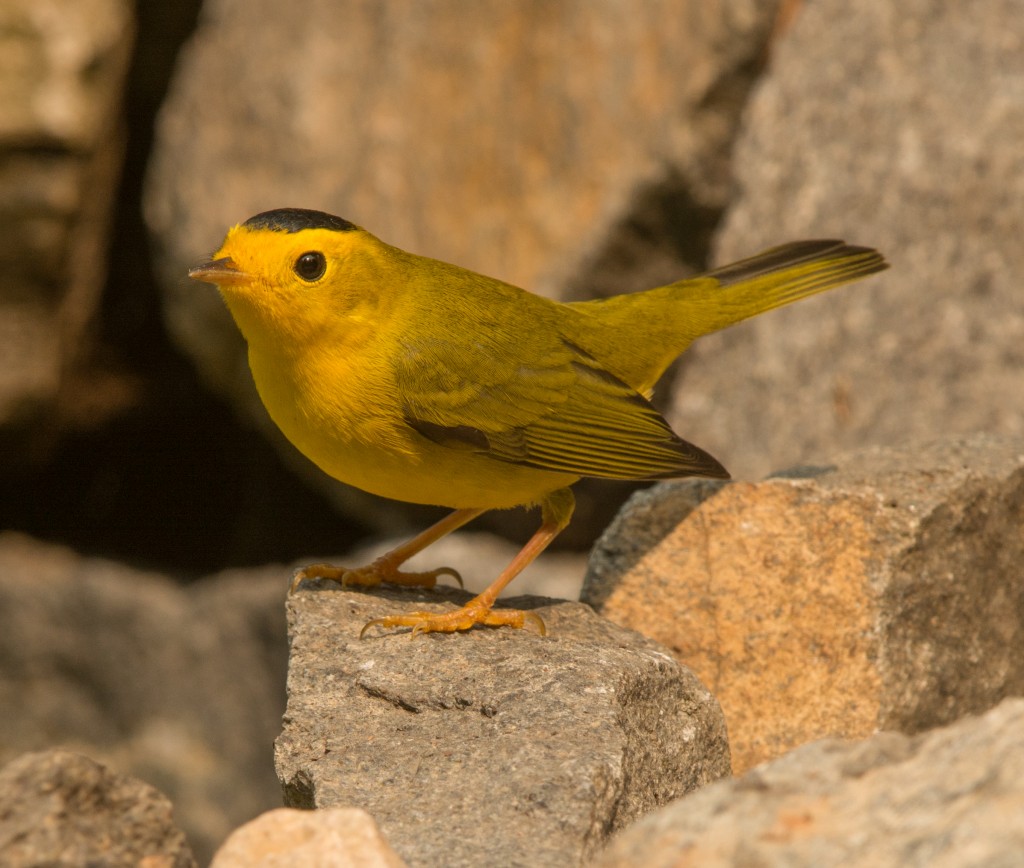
[595,698,1024,868]
[582,435,1024,773]
[275,587,730,868]
[0,749,196,868]
[145,0,781,533]
[0,0,134,443]
[211,807,406,868]
[0,532,291,864]
[669,0,1024,481]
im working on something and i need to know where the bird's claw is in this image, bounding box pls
[428,566,464,588]
[360,603,546,638]
[290,561,463,595]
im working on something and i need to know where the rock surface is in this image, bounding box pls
[0,749,196,868]
[669,0,1024,480]
[211,807,406,868]
[275,587,730,867]
[0,532,291,863]
[582,435,1024,772]
[595,698,1024,868]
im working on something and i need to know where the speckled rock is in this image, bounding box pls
[670,0,1024,480]
[596,698,1024,868]
[583,435,1024,772]
[275,587,730,867]
[0,749,195,867]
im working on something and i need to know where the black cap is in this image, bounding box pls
[242,208,357,233]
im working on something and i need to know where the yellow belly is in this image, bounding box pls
[248,345,576,511]
[298,426,575,510]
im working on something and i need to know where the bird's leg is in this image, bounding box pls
[361,488,576,637]
[290,506,486,594]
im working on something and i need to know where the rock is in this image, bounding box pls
[582,435,1024,772]
[211,807,406,868]
[669,0,1024,480]
[0,532,291,864]
[595,697,1024,868]
[275,587,730,867]
[145,0,783,534]
[0,749,196,867]
[0,0,134,446]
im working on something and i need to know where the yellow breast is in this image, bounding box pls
[246,335,576,511]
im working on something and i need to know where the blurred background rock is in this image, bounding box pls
[1,0,1020,861]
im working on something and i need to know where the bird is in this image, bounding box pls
[189,207,887,636]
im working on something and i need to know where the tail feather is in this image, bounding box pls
[691,240,889,334]
[564,238,888,395]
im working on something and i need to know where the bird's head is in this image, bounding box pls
[189,208,390,344]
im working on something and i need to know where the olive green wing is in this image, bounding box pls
[394,324,728,482]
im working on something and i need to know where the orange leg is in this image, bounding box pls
[360,488,575,638]
[290,506,486,594]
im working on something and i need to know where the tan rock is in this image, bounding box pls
[582,435,1024,772]
[211,808,406,868]
[0,750,196,868]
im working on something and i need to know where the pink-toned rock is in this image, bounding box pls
[211,808,405,868]
[582,435,1024,772]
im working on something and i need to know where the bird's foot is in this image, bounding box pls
[360,598,546,638]
[289,560,462,595]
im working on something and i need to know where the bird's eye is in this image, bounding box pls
[294,251,327,282]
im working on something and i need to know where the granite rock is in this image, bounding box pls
[596,698,1024,868]
[583,435,1024,772]
[670,0,1024,480]
[275,587,730,867]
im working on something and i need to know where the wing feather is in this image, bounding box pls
[396,325,728,481]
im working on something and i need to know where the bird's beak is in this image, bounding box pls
[188,257,250,286]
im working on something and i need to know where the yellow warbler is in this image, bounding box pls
[189,208,887,636]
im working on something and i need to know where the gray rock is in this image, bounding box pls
[0,749,196,868]
[669,0,1024,481]
[595,698,1024,868]
[275,587,730,867]
[0,532,290,864]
